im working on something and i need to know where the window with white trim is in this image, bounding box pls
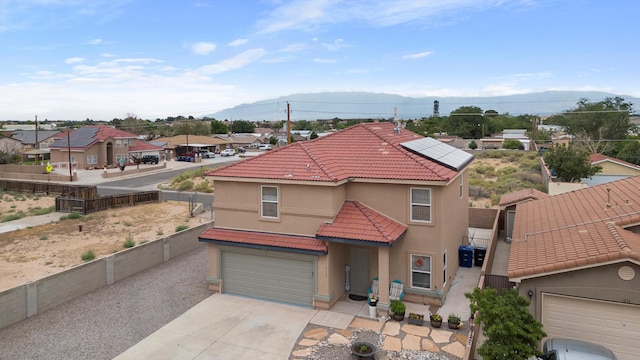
[411,254,431,289]
[443,250,447,287]
[87,155,97,165]
[70,155,76,163]
[410,188,431,222]
[459,176,463,199]
[261,186,278,218]
[116,139,122,148]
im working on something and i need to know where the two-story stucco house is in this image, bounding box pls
[199,122,473,311]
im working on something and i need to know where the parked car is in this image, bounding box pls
[539,338,617,360]
[140,155,159,164]
[259,144,272,151]
[220,148,236,157]
[200,150,215,158]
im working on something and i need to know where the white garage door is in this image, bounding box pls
[542,293,640,360]
[221,250,314,307]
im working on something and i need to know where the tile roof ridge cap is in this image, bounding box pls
[605,222,633,253]
[352,200,396,241]
[299,141,339,181]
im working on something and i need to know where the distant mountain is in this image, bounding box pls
[206,91,639,121]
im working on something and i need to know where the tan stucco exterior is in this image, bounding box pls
[594,160,640,176]
[207,168,470,309]
[50,138,137,169]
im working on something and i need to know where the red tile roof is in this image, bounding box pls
[129,141,163,152]
[499,188,550,207]
[92,126,138,140]
[508,175,640,280]
[198,228,328,254]
[206,122,462,183]
[316,201,407,245]
[589,153,640,170]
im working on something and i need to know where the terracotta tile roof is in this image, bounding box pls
[198,228,328,254]
[92,126,137,140]
[205,122,462,183]
[499,188,550,207]
[129,141,163,152]
[589,153,640,170]
[508,176,640,280]
[316,201,407,245]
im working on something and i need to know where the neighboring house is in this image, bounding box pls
[498,188,549,242]
[581,153,640,186]
[507,176,640,360]
[11,130,61,161]
[0,136,22,155]
[480,129,531,150]
[199,122,473,310]
[154,134,230,155]
[49,126,161,168]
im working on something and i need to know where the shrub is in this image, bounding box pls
[194,181,212,193]
[67,212,82,219]
[156,228,164,236]
[123,234,135,248]
[502,139,522,149]
[469,186,491,199]
[29,205,56,216]
[81,250,96,262]
[468,140,478,150]
[39,235,48,240]
[497,166,518,176]
[1,211,26,222]
[175,224,189,232]
[178,180,194,191]
[123,221,132,227]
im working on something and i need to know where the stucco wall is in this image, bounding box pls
[518,262,640,320]
[597,161,640,176]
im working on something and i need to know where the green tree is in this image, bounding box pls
[468,140,478,150]
[558,97,633,153]
[293,120,312,130]
[466,288,546,360]
[447,106,484,138]
[310,131,318,139]
[543,144,602,182]
[502,139,522,150]
[230,120,255,133]
[615,140,640,165]
[210,119,229,134]
[172,120,210,136]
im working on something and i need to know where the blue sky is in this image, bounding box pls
[1,0,638,120]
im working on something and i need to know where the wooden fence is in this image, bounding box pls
[55,191,160,214]
[483,274,515,295]
[0,180,97,198]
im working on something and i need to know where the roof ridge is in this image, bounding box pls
[605,222,632,253]
[299,141,338,181]
[352,200,393,241]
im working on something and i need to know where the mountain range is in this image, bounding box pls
[207,91,639,121]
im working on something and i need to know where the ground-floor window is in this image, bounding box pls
[87,155,97,165]
[411,254,431,289]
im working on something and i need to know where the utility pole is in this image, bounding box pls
[287,102,291,144]
[34,115,39,165]
[67,130,73,182]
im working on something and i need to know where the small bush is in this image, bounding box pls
[178,180,194,191]
[123,221,132,227]
[156,228,164,236]
[67,212,82,219]
[194,181,212,193]
[175,224,189,232]
[469,186,491,199]
[497,166,518,176]
[29,205,56,216]
[1,211,26,222]
[39,235,48,240]
[81,250,96,262]
[123,234,135,248]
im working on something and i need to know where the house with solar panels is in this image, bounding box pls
[199,122,473,310]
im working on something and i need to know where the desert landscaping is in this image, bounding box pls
[0,194,207,291]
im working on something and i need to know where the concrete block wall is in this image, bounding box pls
[0,222,211,330]
[469,208,498,229]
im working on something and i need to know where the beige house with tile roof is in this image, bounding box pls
[507,175,640,360]
[199,122,473,311]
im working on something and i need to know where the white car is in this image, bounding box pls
[220,149,236,157]
[259,144,272,151]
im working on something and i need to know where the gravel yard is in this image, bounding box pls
[0,245,211,360]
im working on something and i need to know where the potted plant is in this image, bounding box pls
[390,300,406,321]
[429,313,443,328]
[407,312,424,326]
[447,313,461,329]
[351,341,376,358]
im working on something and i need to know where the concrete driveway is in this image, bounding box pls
[114,294,317,360]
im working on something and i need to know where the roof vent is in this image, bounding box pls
[306,164,311,171]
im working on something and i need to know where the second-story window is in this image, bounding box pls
[410,188,431,222]
[115,139,122,148]
[261,185,278,218]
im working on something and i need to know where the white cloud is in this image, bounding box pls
[191,41,217,55]
[199,48,267,74]
[403,51,433,59]
[228,38,248,47]
[313,58,336,64]
[280,43,307,52]
[322,38,347,51]
[88,38,103,45]
[65,57,85,64]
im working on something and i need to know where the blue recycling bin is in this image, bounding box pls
[459,245,473,268]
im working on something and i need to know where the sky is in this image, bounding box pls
[1,0,638,121]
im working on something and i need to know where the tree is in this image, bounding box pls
[543,144,602,182]
[466,288,546,360]
[468,140,478,150]
[615,139,640,165]
[502,139,522,150]
[293,120,312,130]
[310,131,318,139]
[447,106,484,138]
[558,97,634,153]
[229,120,255,133]
[210,120,229,134]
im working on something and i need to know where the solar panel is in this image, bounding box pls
[401,137,473,171]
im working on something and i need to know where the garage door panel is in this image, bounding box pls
[222,251,314,307]
[542,294,640,360]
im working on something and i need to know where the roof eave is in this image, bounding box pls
[198,237,327,255]
[316,235,394,247]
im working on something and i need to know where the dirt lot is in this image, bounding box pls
[0,196,207,291]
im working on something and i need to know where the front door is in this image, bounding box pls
[349,248,370,295]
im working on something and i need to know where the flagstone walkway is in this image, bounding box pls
[290,316,467,359]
